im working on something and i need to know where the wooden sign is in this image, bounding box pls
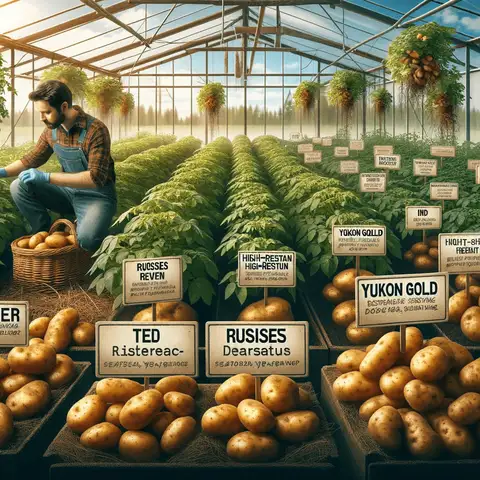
[375,154,401,170]
[413,159,437,177]
[334,147,349,157]
[359,173,386,193]
[374,145,394,156]
[405,206,442,230]
[430,146,456,157]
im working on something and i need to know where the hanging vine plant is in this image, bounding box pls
[327,70,366,136]
[386,22,456,95]
[85,76,123,117]
[197,82,225,135]
[42,64,88,102]
[0,53,14,122]
[426,69,464,140]
[293,81,319,112]
[370,87,393,116]
[117,92,135,118]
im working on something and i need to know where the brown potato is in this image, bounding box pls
[455,274,480,291]
[460,306,480,342]
[404,379,444,412]
[34,242,49,250]
[332,300,356,327]
[29,338,44,346]
[346,323,389,345]
[17,238,31,249]
[411,242,429,255]
[260,375,299,413]
[238,399,275,433]
[0,358,10,378]
[368,406,403,450]
[37,231,49,240]
[132,301,198,322]
[44,321,71,353]
[227,431,279,462]
[149,411,176,439]
[400,410,443,459]
[8,344,56,374]
[120,389,164,430]
[297,387,314,409]
[67,395,108,434]
[160,416,196,454]
[237,297,294,322]
[425,337,455,368]
[426,236,438,248]
[66,234,76,245]
[459,358,480,392]
[447,342,473,371]
[72,322,95,346]
[119,431,160,462]
[201,404,244,437]
[359,395,405,421]
[447,393,480,425]
[379,366,415,401]
[0,403,13,447]
[275,410,319,442]
[105,403,124,428]
[215,373,255,406]
[428,247,438,259]
[155,375,197,397]
[96,378,143,403]
[50,308,79,330]
[448,291,472,324]
[29,317,50,338]
[366,344,375,353]
[442,373,467,399]
[164,391,195,417]
[45,235,69,248]
[44,354,76,389]
[333,268,374,294]
[410,346,450,382]
[404,250,414,262]
[414,254,437,271]
[360,332,401,380]
[6,380,51,419]
[322,283,352,305]
[0,373,36,395]
[396,327,423,365]
[336,350,366,373]
[28,233,44,249]
[333,371,381,402]
[80,422,122,451]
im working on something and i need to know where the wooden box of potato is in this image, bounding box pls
[44,380,338,480]
[0,354,92,480]
[321,365,480,480]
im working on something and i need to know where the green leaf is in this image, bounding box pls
[225,282,236,300]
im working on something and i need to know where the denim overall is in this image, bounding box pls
[10,116,117,252]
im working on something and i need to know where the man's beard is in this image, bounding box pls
[43,112,65,129]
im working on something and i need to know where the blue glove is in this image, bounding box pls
[0,168,7,178]
[19,169,50,185]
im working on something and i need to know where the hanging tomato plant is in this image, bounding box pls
[117,92,135,118]
[370,88,393,116]
[85,76,123,117]
[42,64,88,102]
[293,81,319,111]
[197,82,225,135]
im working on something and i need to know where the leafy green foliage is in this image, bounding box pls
[370,88,393,114]
[327,71,366,108]
[110,134,176,162]
[41,64,88,102]
[293,81,319,111]
[197,83,225,113]
[0,54,14,121]
[85,76,124,115]
[117,92,135,117]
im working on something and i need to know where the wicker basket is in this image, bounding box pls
[11,219,90,288]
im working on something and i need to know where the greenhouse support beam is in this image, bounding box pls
[362,73,366,137]
[0,0,19,9]
[275,6,281,47]
[465,45,471,143]
[243,6,248,136]
[32,54,35,143]
[400,0,461,27]
[127,0,341,5]
[247,6,266,75]
[187,47,295,52]
[10,49,15,147]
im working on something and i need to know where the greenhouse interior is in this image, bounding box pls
[1,1,480,479]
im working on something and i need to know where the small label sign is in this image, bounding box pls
[467,160,480,171]
[96,322,198,378]
[332,225,386,256]
[340,160,359,174]
[334,147,349,157]
[430,146,456,157]
[0,302,28,346]
[360,173,387,193]
[430,182,459,201]
[439,233,480,274]
[304,151,322,164]
[350,140,364,151]
[356,273,448,328]
[413,159,438,177]
[123,257,183,306]
[405,206,442,230]
[322,137,333,146]
[312,137,322,145]
[476,166,480,185]
[290,132,302,142]
[375,154,401,170]
[238,251,296,288]
[205,322,308,377]
[298,144,313,154]
[374,145,394,156]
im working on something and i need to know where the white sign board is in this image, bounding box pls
[334,147,349,157]
[96,322,198,378]
[438,233,480,274]
[360,173,387,193]
[312,137,322,145]
[467,160,480,171]
[290,132,302,142]
[238,251,296,287]
[413,159,438,177]
[0,302,28,346]
[405,206,442,230]
[205,322,308,377]
[374,145,394,156]
[340,160,359,174]
[430,146,456,157]
[375,154,401,170]
[350,140,364,151]
[123,257,183,305]
[355,273,448,328]
[332,225,386,256]
[429,182,459,201]
[321,137,333,146]
[304,151,322,164]
[298,143,314,154]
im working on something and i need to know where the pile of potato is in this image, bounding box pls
[333,328,480,459]
[0,343,77,448]
[201,373,319,462]
[16,230,76,250]
[133,301,198,322]
[29,307,95,349]
[323,268,390,345]
[237,297,294,322]
[403,236,438,272]
[67,376,198,461]
[448,274,480,342]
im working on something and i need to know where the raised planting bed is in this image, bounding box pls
[320,366,480,480]
[43,382,339,480]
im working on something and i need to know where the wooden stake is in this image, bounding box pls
[422,230,427,245]
[441,157,444,169]
[144,376,150,391]
[152,302,157,322]
[371,192,374,201]
[264,287,268,307]
[424,176,426,185]
[255,377,262,400]
[400,325,406,353]
[441,199,445,211]
[355,255,360,277]
[466,273,472,305]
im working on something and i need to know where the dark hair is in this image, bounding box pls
[28,80,72,110]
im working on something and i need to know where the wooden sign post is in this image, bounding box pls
[430,146,456,169]
[413,158,437,185]
[0,302,29,347]
[405,206,442,254]
[360,173,387,201]
[429,182,458,212]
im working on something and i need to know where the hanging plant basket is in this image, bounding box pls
[42,64,88,102]
[370,87,393,115]
[85,76,123,117]
[197,82,225,136]
[117,92,135,118]
[293,81,319,112]
[386,22,456,95]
